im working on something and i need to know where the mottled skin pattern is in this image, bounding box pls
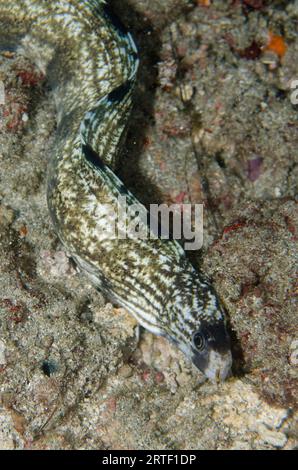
[0,0,232,381]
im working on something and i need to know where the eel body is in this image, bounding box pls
[0,0,232,381]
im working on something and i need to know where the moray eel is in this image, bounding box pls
[0,0,232,381]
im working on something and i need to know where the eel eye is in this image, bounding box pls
[192,331,205,351]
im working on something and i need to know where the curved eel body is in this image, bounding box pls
[0,0,232,381]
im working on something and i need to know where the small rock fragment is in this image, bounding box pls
[0,340,6,365]
[257,424,287,448]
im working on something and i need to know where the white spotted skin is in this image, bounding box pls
[0,0,232,381]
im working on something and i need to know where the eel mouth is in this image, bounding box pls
[192,348,233,383]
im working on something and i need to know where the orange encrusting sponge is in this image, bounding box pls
[265,32,287,58]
